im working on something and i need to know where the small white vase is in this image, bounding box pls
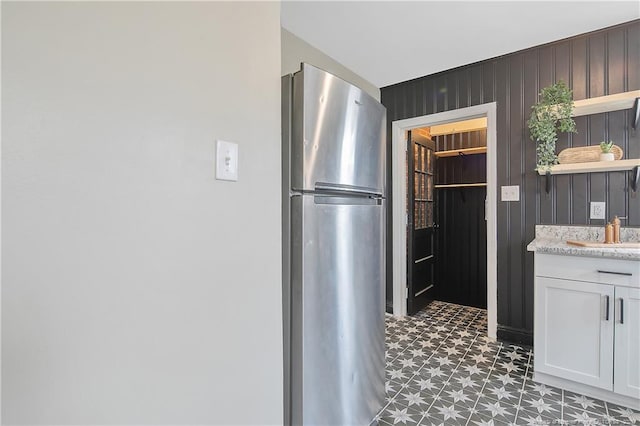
[600,152,615,161]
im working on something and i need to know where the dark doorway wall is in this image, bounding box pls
[434,130,487,309]
[382,20,640,344]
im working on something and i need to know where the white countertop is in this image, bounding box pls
[527,225,640,261]
[527,237,640,261]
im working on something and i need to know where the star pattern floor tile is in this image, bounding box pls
[374,300,640,425]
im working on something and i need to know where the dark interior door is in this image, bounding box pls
[407,131,436,315]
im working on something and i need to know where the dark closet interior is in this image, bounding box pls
[432,128,487,309]
[404,124,488,314]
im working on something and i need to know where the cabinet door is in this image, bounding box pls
[614,287,640,398]
[534,277,614,390]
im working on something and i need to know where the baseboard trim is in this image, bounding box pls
[497,325,533,346]
[534,371,640,410]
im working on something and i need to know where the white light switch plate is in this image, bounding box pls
[590,202,606,220]
[216,140,238,181]
[501,185,520,202]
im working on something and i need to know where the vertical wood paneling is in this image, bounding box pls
[470,65,482,106]
[381,20,640,337]
[426,79,436,115]
[572,37,588,100]
[435,77,441,113]
[436,187,487,308]
[508,54,525,330]
[607,29,630,225]
[415,79,425,117]
[398,84,408,120]
[539,46,555,224]
[458,69,470,109]
[608,28,626,94]
[555,42,573,224]
[407,81,417,119]
[435,136,486,185]
[589,113,608,220]
[629,23,640,91]
[572,115,590,224]
[571,37,590,224]
[494,56,511,327]
[523,51,539,333]
[491,58,511,324]
[589,33,608,223]
[447,74,457,111]
[590,33,607,97]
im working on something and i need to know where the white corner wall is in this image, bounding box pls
[281,28,380,101]
[1,2,282,424]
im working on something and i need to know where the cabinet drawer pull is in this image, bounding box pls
[619,298,624,324]
[605,295,610,321]
[597,270,632,276]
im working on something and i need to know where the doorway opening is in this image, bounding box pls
[391,103,498,339]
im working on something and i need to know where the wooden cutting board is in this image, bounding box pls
[558,145,624,164]
[567,240,640,248]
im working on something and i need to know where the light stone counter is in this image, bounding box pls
[527,225,640,261]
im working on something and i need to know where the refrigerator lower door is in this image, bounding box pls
[290,194,385,426]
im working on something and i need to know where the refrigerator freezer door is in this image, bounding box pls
[290,194,385,425]
[291,64,386,194]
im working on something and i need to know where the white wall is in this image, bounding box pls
[281,28,380,101]
[1,2,282,424]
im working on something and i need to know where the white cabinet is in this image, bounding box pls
[614,287,640,399]
[535,277,614,390]
[534,253,640,409]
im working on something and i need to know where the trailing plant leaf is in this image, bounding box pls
[528,81,577,170]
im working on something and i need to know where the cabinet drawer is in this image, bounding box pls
[535,253,640,288]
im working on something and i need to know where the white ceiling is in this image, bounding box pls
[281,1,640,88]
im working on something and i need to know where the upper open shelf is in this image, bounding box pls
[434,182,487,188]
[537,159,640,175]
[571,90,640,117]
[537,90,640,179]
[434,146,487,158]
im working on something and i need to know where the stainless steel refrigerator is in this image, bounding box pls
[282,63,386,426]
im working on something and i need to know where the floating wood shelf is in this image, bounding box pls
[537,159,640,175]
[538,90,640,194]
[434,146,487,158]
[435,183,487,188]
[571,90,640,117]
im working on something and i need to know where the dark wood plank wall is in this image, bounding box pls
[434,130,487,184]
[434,130,487,309]
[381,20,640,344]
[436,186,487,309]
[435,129,487,150]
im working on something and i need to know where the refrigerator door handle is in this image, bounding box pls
[314,195,383,206]
[315,182,383,197]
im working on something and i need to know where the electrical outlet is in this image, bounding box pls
[590,202,606,220]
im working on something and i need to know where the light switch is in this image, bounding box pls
[501,185,520,202]
[216,140,238,181]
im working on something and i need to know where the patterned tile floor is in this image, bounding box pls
[375,300,640,425]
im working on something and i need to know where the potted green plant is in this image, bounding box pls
[600,141,615,161]
[527,81,577,171]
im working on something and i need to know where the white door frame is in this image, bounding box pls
[391,102,498,339]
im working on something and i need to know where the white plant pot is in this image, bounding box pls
[600,152,615,161]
